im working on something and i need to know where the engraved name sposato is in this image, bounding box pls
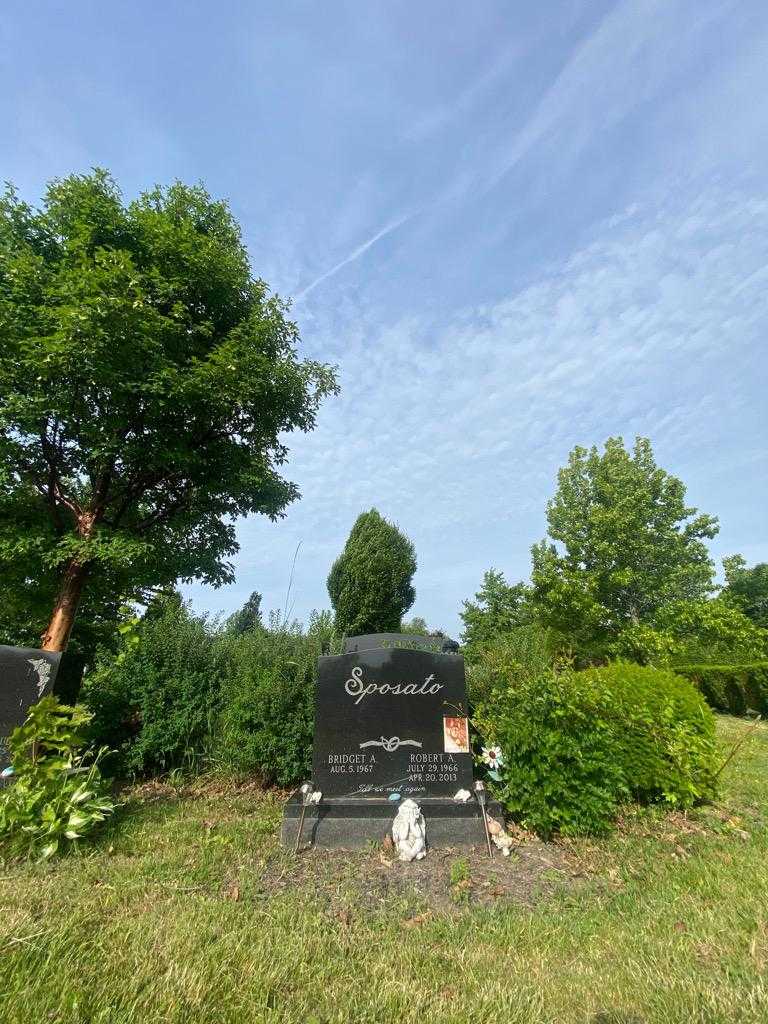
[344,665,443,705]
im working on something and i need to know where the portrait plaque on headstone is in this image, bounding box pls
[0,645,61,772]
[312,645,473,799]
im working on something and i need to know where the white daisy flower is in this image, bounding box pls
[481,745,504,768]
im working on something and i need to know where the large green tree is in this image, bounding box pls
[530,437,718,658]
[327,509,416,636]
[0,476,138,697]
[0,171,337,651]
[721,555,768,629]
[460,569,532,658]
[226,590,263,635]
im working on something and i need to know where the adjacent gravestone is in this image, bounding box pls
[282,635,500,848]
[342,633,447,655]
[0,645,61,772]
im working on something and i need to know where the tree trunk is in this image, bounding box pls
[41,560,89,653]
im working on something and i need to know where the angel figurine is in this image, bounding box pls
[391,799,427,862]
[486,814,515,856]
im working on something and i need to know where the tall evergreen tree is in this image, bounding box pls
[327,509,416,636]
[227,591,263,635]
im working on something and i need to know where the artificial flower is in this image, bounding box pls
[480,745,504,768]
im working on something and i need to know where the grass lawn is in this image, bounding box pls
[1,715,767,1024]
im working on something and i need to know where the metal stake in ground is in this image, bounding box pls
[474,779,493,858]
[294,782,313,854]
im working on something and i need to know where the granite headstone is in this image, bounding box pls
[342,633,448,655]
[312,645,473,799]
[0,645,61,772]
[282,634,500,848]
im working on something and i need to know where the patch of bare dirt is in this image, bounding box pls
[262,829,580,916]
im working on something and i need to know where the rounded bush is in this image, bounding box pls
[475,662,718,837]
[579,661,719,807]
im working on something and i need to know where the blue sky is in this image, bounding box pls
[3,1,766,636]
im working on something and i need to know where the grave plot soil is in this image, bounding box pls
[263,828,581,917]
[118,770,762,924]
[122,778,584,916]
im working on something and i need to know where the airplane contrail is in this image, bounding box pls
[294,212,413,302]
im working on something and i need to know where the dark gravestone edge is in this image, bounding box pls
[0,645,62,773]
[280,792,504,849]
[342,633,457,655]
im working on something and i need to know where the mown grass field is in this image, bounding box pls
[1,715,767,1024]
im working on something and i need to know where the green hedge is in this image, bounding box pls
[474,662,718,838]
[674,663,768,717]
[83,598,225,776]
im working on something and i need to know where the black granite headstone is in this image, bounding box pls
[0,645,61,771]
[313,647,473,799]
[282,637,501,848]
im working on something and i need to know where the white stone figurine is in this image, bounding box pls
[453,788,472,803]
[486,814,515,856]
[391,799,427,862]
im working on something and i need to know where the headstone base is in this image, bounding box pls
[281,792,505,849]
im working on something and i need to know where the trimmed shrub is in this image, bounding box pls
[579,662,719,807]
[474,662,718,837]
[673,663,768,717]
[474,669,626,837]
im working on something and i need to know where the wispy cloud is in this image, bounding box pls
[484,0,670,189]
[293,212,414,301]
[188,184,768,633]
[435,0,742,204]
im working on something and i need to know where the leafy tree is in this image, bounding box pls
[0,170,337,652]
[531,437,718,659]
[226,591,263,635]
[0,482,130,699]
[400,616,430,635]
[612,597,768,665]
[0,483,53,645]
[0,483,137,701]
[460,569,532,659]
[722,555,768,628]
[327,508,416,636]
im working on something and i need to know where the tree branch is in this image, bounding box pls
[38,420,81,519]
